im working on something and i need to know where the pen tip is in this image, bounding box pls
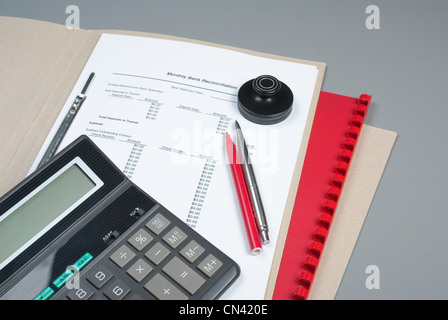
[225,133,235,147]
[234,120,240,129]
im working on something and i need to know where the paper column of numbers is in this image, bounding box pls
[123,143,145,179]
[186,160,215,229]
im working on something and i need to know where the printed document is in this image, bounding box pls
[33,34,321,299]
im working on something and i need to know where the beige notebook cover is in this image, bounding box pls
[0,16,396,299]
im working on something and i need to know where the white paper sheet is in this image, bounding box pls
[33,34,320,299]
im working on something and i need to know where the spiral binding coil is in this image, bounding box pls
[293,94,371,300]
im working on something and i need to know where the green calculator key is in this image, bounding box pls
[53,270,74,289]
[34,287,54,300]
[73,252,93,271]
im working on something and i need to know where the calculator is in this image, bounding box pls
[0,135,240,300]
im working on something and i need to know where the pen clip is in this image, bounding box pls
[69,72,95,114]
[70,94,86,114]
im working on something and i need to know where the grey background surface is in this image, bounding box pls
[1,0,447,299]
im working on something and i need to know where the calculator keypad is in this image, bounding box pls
[51,205,239,300]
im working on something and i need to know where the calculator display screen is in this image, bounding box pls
[0,157,103,270]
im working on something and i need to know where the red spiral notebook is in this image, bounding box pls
[272,91,371,300]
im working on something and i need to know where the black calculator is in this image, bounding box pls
[0,135,240,300]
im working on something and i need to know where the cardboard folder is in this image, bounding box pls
[0,16,396,299]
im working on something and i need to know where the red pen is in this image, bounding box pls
[225,133,262,255]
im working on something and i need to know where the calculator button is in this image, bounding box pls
[162,226,188,248]
[67,285,95,300]
[53,269,74,289]
[144,274,188,300]
[104,279,131,300]
[34,287,54,300]
[180,240,205,263]
[72,252,93,271]
[128,228,153,251]
[87,266,114,289]
[145,242,170,265]
[127,258,153,283]
[197,254,223,277]
[109,244,136,268]
[146,213,170,235]
[163,257,205,294]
